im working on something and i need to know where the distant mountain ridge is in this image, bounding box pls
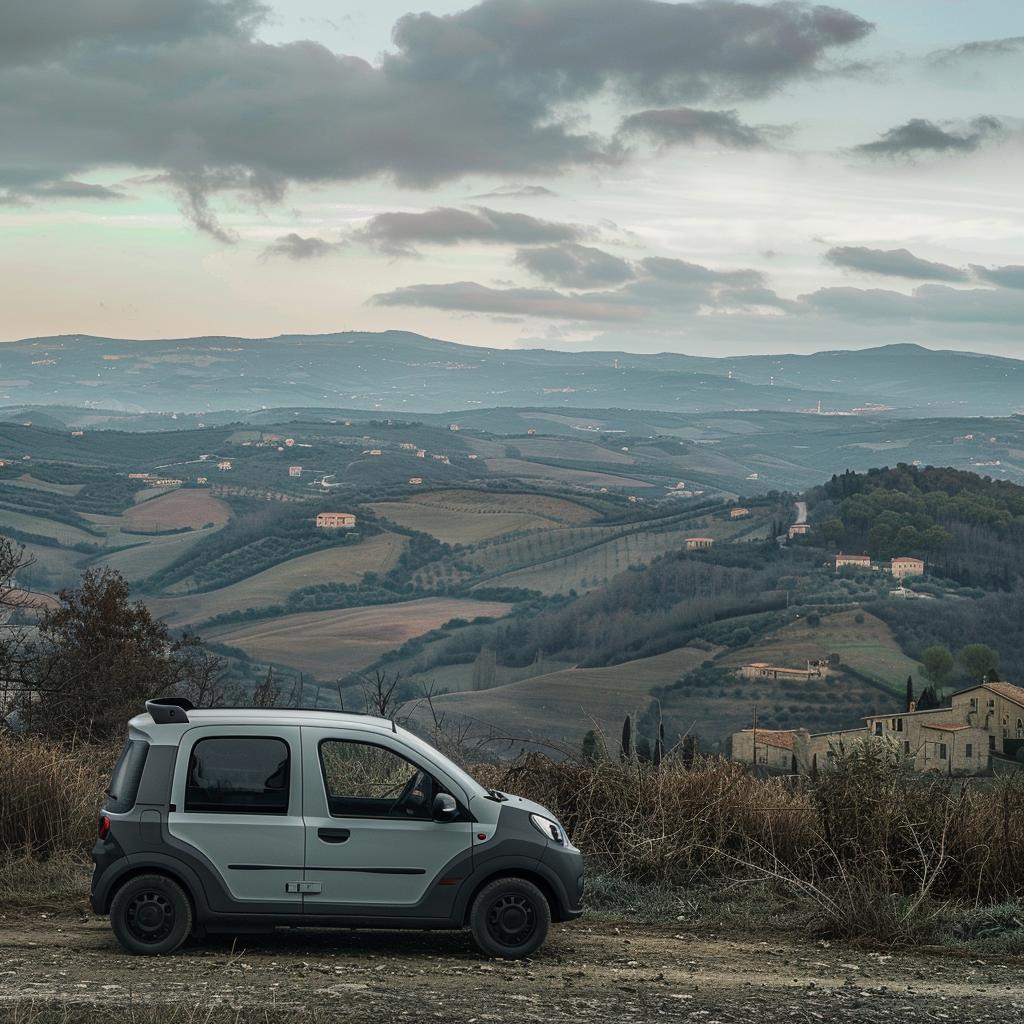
[2,331,1020,416]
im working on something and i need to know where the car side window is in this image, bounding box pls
[319,739,436,819]
[185,737,290,815]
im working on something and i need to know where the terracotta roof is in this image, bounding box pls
[920,722,971,732]
[740,728,796,750]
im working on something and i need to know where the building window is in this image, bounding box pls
[904,741,911,755]
[965,743,973,758]
[896,718,903,732]
[939,743,948,760]
[185,737,290,815]
[873,722,882,736]
[988,699,995,709]
[970,698,978,711]
[990,735,996,751]
[1018,719,1023,738]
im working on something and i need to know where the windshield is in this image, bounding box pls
[395,724,487,799]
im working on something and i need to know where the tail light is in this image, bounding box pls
[98,815,111,840]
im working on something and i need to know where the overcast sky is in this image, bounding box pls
[2,0,1023,355]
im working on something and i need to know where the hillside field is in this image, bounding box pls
[94,527,222,581]
[148,532,409,626]
[719,609,919,697]
[122,489,231,532]
[483,458,654,490]
[406,645,712,748]
[367,489,598,545]
[205,597,514,678]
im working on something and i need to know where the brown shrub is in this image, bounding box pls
[0,734,114,857]
[6,731,1024,944]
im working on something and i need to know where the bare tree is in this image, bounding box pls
[360,669,402,718]
[252,667,281,708]
[0,538,35,721]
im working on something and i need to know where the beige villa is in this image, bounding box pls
[733,680,1024,776]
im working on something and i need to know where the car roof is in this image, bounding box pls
[161,707,394,728]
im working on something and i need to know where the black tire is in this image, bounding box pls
[469,877,551,959]
[109,874,193,956]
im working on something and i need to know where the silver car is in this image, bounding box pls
[91,698,584,958]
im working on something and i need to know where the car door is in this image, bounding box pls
[167,725,305,907]
[300,726,473,908]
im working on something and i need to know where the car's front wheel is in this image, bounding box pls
[110,874,193,956]
[469,877,551,959]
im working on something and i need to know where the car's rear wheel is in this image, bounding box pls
[469,877,550,959]
[110,874,193,956]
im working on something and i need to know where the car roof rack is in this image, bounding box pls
[145,697,194,724]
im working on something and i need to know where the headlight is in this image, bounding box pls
[529,813,566,845]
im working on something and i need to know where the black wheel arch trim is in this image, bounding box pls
[455,855,574,923]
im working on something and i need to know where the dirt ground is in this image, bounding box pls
[2,912,1023,1022]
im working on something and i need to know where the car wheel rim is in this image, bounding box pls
[126,891,175,944]
[486,893,536,947]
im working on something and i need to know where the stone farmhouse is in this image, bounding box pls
[732,680,1024,776]
[740,660,828,682]
[315,512,356,529]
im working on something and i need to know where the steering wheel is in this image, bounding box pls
[388,770,430,816]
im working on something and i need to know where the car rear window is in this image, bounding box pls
[105,739,150,813]
[185,737,290,815]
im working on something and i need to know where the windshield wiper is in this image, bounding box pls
[485,789,508,802]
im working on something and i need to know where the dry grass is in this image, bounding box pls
[5,731,1024,946]
[0,736,114,858]
[476,744,1024,943]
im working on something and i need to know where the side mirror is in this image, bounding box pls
[432,792,458,822]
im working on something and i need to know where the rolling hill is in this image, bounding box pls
[5,332,1024,416]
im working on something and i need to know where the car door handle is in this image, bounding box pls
[318,828,351,844]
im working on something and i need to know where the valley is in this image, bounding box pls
[4,376,1024,757]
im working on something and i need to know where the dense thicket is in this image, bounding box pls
[811,464,1024,588]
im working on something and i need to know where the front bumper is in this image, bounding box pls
[541,843,585,920]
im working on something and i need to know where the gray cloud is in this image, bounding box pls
[971,264,1024,290]
[0,178,126,204]
[0,0,873,237]
[618,107,780,149]
[354,206,589,256]
[29,180,126,200]
[0,0,266,66]
[371,254,785,322]
[825,245,968,282]
[802,284,1024,324]
[392,0,872,106]
[640,256,763,287]
[927,36,1024,67]
[853,117,1004,158]
[515,243,635,288]
[469,184,558,198]
[261,233,342,261]
[372,281,646,322]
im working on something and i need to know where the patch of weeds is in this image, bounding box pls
[0,855,91,912]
